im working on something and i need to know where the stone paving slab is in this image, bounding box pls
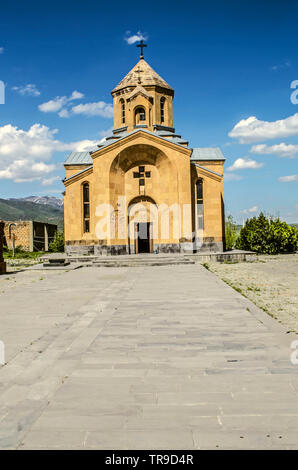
[0,264,297,449]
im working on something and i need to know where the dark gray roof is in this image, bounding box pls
[89,128,189,154]
[64,132,225,168]
[64,151,93,165]
[191,147,225,161]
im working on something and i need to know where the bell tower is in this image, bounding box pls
[111,42,174,133]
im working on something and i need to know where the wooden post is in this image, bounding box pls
[0,221,6,274]
[134,223,139,254]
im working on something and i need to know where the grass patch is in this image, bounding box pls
[4,249,45,260]
[201,262,210,270]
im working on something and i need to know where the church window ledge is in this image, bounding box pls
[134,124,148,129]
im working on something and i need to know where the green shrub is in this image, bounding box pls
[4,247,44,259]
[225,214,238,250]
[49,231,64,253]
[236,213,298,254]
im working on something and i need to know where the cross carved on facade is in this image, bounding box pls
[137,40,147,59]
[135,66,144,84]
[133,165,151,188]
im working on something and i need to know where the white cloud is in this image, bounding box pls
[71,101,113,118]
[124,31,147,45]
[250,142,298,158]
[271,60,291,71]
[228,113,298,144]
[0,123,60,161]
[39,90,113,119]
[226,157,264,171]
[241,205,259,214]
[99,127,113,139]
[58,108,70,118]
[71,139,99,152]
[12,84,40,97]
[0,160,55,183]
[38,90,84,114]
[39,96,67,113]
[224,173,243,181]
[278,174,298,182]
[0,123,100,183]
[41,175,60,186]
[0,47,4,54]
[69,90,84,100]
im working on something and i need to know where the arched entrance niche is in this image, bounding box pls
[128,196,158,254]
[109,143,177,249]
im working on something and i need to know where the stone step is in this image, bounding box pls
[91,258,195,267]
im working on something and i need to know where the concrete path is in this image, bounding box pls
[0,264,297,449]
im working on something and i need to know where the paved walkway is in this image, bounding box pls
[0,264,297,449]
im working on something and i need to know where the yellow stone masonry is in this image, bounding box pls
[64,54,225,255]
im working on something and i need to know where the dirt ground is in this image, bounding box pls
[206,253,298,333]
[0,258,64,295]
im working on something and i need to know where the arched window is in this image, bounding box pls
[82,182,90,233]
[160,97,165,123]
[134,106,146,125]
[196,179,203,230]
[120,98,125,124]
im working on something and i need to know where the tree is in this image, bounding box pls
[49,231,64,252]
[236,213,298,254]
[225,215,238,250]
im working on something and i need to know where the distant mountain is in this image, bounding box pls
[0,198,64,230]
[9,195,64,209]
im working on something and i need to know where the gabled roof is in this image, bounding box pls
[191,147,225,161]
[91,128,189,154]
[112,58,173,93]
[64,165,93,182]
[126,85,150,101]
[64,132,225,168]
[191,162,223,178]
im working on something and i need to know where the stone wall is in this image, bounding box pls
[4,221,32,251]
[3,221,57,252]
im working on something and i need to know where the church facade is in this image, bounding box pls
[63,46,226,255]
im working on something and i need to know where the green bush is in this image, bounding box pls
[236,213,298,254]
[225,214,238,250]
[49,231,65,253]
[4,247,44,259]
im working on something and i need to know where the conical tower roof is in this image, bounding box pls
[112,58,173,93]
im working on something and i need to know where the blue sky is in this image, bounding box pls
[0,0,297,223]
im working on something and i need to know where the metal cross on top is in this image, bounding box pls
[137,40,147,59]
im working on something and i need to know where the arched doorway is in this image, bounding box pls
[128,196,158,254]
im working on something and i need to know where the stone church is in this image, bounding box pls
[63,43,225,255]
